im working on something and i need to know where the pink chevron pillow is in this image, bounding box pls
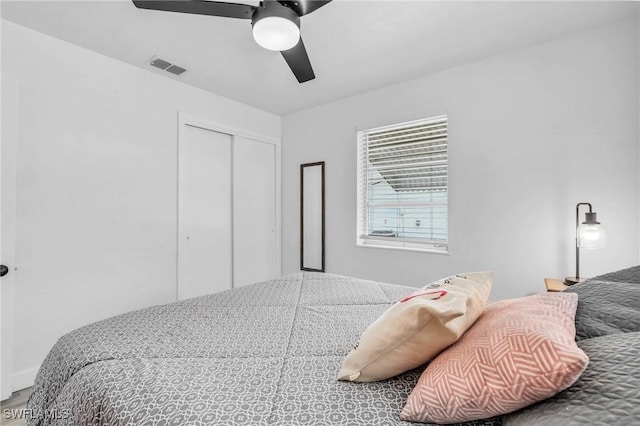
[400,292,588,424]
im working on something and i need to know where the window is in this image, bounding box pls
[356,115,448,253]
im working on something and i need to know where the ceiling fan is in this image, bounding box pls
[132,0,333,83]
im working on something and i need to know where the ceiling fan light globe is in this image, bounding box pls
[252,16,300,51]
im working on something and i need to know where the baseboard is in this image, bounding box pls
[12,367,38,392]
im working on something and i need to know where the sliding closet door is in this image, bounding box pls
[233,137,278,288]
[178,125,232,300]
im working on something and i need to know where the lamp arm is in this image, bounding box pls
[575,202,592,279]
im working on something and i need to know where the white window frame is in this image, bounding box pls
[356,115,449,254]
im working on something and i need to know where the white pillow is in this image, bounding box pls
[337,272,494,382]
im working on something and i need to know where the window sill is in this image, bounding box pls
[356,241,450,255]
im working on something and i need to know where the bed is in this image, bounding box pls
[27,268,640,425]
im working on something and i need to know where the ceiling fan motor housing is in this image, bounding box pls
[252,2,301,28]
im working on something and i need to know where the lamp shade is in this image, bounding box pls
[578,223,605,248]
[252,16,300,51]
[577,212,605,249]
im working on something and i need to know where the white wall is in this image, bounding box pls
[282,18,639,300]
[2,20,280,388]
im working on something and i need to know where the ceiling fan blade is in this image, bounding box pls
[277,0,332,17]
[281,37,315,83]
[132,0,255,19]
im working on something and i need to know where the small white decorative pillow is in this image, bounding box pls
[337,272,494,382]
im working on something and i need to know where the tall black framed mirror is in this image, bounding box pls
[300,161,325,272]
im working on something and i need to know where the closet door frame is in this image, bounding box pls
[177,112,281,299]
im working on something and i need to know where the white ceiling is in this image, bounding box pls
[2,1,637,115]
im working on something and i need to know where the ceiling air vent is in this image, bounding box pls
[148,56,186,76]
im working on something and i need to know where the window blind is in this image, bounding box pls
[357,115,448,252]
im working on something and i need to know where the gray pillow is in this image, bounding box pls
[503,332,640,426]
[565,278,640,340]
[591,264,640,284]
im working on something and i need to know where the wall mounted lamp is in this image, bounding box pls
[565,202,605,285]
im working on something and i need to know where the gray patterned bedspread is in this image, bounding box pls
[27,272,500,426]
